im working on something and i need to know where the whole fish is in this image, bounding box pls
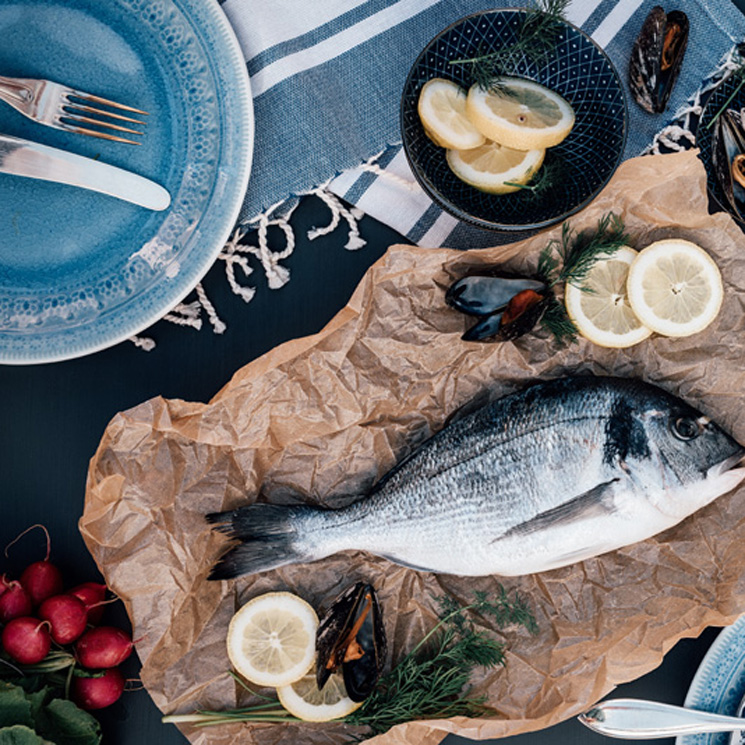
[208,377,745,579]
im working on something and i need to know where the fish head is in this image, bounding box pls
[637,399,745,518]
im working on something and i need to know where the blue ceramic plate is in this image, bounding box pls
[0,0,253,364]
[400,9,627,232]
[697,73,745,228]
[677,615,745,745]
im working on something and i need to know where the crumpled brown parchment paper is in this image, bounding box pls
[81,149,745,745]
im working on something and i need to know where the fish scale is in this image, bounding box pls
[208,377,745,579]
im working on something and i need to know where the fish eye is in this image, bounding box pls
[672,416,700,441]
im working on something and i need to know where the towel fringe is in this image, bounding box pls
[129,184,368,349]
[645,44,743,155]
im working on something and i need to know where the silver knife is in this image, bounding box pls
[0,133,170,211]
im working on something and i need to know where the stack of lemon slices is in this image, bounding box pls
[417,77,574,193]
[226,591,362,722]
[565,239,724,348]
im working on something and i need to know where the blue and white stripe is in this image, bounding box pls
[220,0,745,250]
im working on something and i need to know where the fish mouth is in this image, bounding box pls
[707,450,745,479]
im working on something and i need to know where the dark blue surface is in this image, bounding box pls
[2,1,745,744]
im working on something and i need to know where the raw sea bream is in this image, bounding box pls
[208,377,745,579]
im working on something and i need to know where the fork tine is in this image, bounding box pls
[68,90,149,116]
[61,114,144,137]
[60,123,142,145]
[63,103,147,126]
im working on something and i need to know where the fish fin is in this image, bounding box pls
[503,479,620,538]
[377,553,439,574]
[207,504,317,580]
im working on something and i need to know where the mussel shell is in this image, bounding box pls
[315,582,387,702]
[712,108,745,221]
[462,289,549,342]
[629,6,689,114]
[446,275,547,317]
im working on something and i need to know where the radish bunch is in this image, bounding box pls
[0,526,134,711]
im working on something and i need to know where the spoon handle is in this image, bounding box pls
[579,698,745,739]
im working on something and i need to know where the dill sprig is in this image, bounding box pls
[704,43,745,132]
[504,155,566,200]
[347,589,537,735]
[450,0,570,90]
[162,590,536,738]
[535,212,628,344]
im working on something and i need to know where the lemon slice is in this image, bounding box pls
[418,78,486,150]
[277,671,362,722]
[446,141,544,194]
[626,239,724,338]
[565,246,652,348]
[227,592,318,688]
[466,78,575,151]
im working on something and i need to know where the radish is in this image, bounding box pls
[7,525,63,606]
[72,667,125,710]
[0,581,33,623]
[2,617,51,664]
[69,582,108,624]
[76,626,133,669]
[0,574,9,599]
[39,594,88,644]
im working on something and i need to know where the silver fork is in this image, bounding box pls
[0,75,147,145]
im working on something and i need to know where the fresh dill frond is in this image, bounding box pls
[557,212,628,288]
[450,0,570,89]
[346,589,537,736]
[504,155,566,200]
[540,294,578,346]
[704,43,745,131]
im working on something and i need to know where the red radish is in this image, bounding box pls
[2,617,51,664]
[0,574,10,599]
[6,525,63,606]
[20,561,63,606]
[72,667,125,710]
[0,581,33,622]
[76,626,133,669]
[39,595,88,644]
[69,582,108,624]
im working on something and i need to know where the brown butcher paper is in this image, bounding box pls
[80,149,745,745]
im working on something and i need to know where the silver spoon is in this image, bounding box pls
[578,698,745,739]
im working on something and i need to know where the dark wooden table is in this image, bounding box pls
[4,2,745,740]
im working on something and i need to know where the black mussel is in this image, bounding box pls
[712,108,745,222]
[464,289,549,342]
[629,6,688,114]
[315,582,386,702]
[446,275,547,317]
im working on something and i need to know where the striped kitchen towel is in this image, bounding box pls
[214,0,745,289]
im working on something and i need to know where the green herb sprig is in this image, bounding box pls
[536,212,629,344]
[449,0,570,90]
[162,589,537,738]
[704,43,745,132]
[504,155,566,200]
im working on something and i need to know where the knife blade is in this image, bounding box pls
[0,133,170,211]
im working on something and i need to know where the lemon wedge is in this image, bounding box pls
[446,141,544,194]
[418,78,486,150]
[565,246,652,348]
[227,592,318,688]
[277,671,362,722]
[466,78,575,151]
[626,239,724,338]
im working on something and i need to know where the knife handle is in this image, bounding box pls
[579,698,745,739]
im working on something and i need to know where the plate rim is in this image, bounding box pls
[676,615,745,745]
[399,7,629,233]
[1,0,254,365]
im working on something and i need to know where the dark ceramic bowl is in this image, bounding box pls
[696,73,745,228]
[400,9,628,232]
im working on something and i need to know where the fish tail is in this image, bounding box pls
[207,503,326,580]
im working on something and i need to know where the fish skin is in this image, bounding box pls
[208,377,745,579]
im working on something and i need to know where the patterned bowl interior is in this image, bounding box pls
[697,74,745,228]
[400,9,627,232]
